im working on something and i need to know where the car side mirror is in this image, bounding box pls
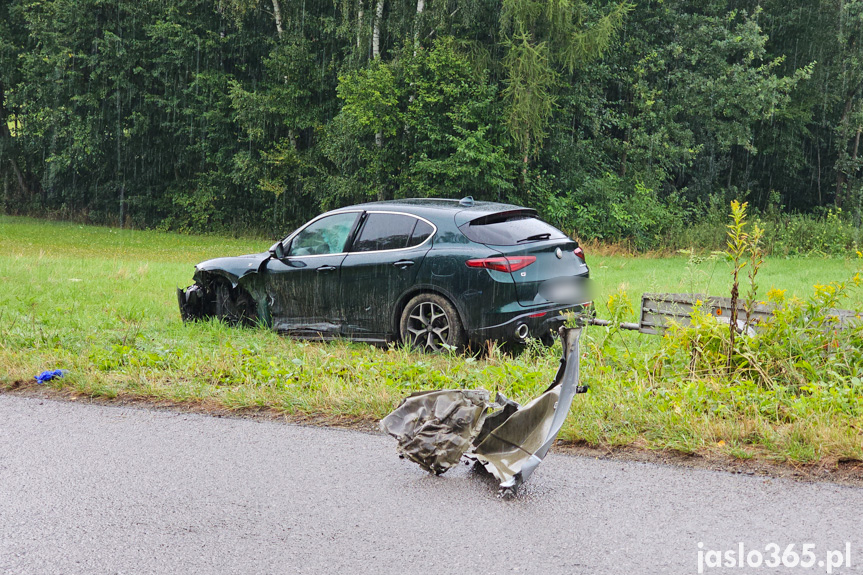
[269,241,286,260]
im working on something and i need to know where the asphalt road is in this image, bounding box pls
[1,394,861,575]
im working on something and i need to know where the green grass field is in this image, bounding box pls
[2,215,862,466]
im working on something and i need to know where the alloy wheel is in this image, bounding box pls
[405,301,451,352]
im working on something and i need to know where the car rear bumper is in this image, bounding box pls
[467,302,591,346]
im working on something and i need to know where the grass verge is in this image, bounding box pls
[1,215,862,476]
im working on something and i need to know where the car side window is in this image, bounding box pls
[352,213,425,252]
[407,220,434,247]
[287,212,359,256]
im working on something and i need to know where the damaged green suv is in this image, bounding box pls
[178,198,590,351]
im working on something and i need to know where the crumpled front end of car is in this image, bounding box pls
[178,253,270,327]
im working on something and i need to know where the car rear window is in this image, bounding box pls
[352,213,434,252]
[459,214,566,246]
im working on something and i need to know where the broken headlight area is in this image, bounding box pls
[380,326,587,498]
[177,275,260,327]
[177,284,207,322]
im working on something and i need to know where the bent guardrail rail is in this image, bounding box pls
[380,326,587,498]
[590,292,863,335]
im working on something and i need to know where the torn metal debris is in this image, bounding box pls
[380,326,586,497]
[380,389,492,475]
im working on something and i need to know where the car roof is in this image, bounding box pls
[328,198,537,223]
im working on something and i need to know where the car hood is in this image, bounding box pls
[194,252,271,285]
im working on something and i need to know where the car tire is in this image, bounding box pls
[399,293,466,352]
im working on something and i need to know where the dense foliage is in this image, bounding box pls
[1,0,861,244]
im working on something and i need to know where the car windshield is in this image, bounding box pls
[459,215,566,246]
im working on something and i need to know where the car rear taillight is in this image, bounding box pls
[574,247,586,262]
[465,256,537,273]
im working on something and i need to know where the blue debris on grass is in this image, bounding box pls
[34,370,67,384]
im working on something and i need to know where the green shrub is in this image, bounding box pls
[540,174,689,251]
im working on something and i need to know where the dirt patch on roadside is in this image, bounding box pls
[555,440,863,488]
[4,382,862,487]
[2,381,381,433]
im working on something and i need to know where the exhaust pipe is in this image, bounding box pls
[515,323,529,340]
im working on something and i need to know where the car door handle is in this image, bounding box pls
[393,260,415,270]
[316,265,337,273]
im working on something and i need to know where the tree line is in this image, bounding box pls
[0,0,861,247]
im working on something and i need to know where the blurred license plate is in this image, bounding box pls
[539,277,590,304]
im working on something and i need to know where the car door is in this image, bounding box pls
[265,211,361,336]
[340,212,436,339]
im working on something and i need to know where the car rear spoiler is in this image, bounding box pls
[454,208,538,228]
